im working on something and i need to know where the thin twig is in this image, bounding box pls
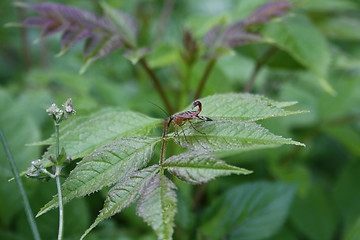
[0,126,41,240]
[243,46,278,93]
[139,59,173,113]
[194,59,216,100]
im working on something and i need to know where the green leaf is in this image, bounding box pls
[163,151,252,184]
[137,173,177,240]
[290,185,337,240]
[31,107,124,146]
[100,1,138,47]
[170,119,304,152]
[189,93,306,121]
[37,137,160,217]
[262,14,334,94]
[200,181,296,240]
[80,34,123,74]
[122,47,151,65]
[0,89,41,226]
[344,216,360,240]
[80,165,160,240]
[41,110,162,167]
[319,16,360,41]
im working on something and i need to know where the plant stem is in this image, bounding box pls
[55,123,64,240]
[194,59,216,100]
[0,126,41,240]
[139,59,173,113]
[243,46,278,93]
[159,120,169,166]
[56,167,64,240]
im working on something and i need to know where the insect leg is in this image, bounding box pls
[188,120,205,135]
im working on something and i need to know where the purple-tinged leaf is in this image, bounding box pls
[243,1,292,27]
[137,173,177,240]
[203,1,292,57]
[204,25,224,47]
[22,16,49,27]
[224,26,263,47]
[24,3,110,30]
[41,19,67,38]
[60,26,92,54]
[81,34,123,74]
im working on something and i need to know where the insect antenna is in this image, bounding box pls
[148,101,171,118]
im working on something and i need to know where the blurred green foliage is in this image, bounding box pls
[1,0,360,239]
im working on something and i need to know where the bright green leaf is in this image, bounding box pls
[137,173,177,240]
[262,14,334,94]
[31,107,124,146]
[200,181,296,240]
[37,137,160,217]
[80,165,160,240]
[188,93,306,121]
[41,110,162,167]
[163,151,252,184]
[169,119,304,152]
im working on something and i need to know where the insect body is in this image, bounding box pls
[168,101,212,136]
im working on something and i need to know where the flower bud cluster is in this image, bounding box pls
[46,98,76,123]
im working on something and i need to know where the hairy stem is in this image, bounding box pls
[194,59,216,100]
[55,123,64,240]
[160,120,169,166]
[243,46,278,93]
[139,59,173,113]
[0,126,41,240]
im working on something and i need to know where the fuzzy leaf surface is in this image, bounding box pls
[170,119,304,152]
[137,173,177,240]
[81,165,160,240]
[189,93,305,121]
[41,111,161,167]
[37,137,160,217]
[31,108,123,146]
[200,182,296,240]
[163,151,252,184]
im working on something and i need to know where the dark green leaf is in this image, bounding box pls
[163,151,252,184]
[170,119,304,152]
[80,165,160,240]
[37,137,160,217]
[262,14,334,94]
[41,110,162,167]
[200,181,296,240]
[189,93,306,121]
[137,173,177,240]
